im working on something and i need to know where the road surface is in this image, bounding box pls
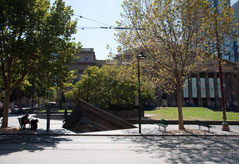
[0,135,239,164]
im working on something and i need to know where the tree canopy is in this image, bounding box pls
[0,0,81,128]
[116,0,236,130]
[68,65,155,110]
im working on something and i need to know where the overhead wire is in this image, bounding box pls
[1,14,143,30]
[75,14,144,30]
[75,14,113,27]
[2,14,144,30]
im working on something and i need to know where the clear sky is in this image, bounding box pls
[63,0,238,60]
[62,0,123,60]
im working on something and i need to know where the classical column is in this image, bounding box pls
[205,72,211,106]
[214,72,219,108]
[228,73,233,108]
[188,75,193,105]
[171,92,177,106]
[197,73,202,106]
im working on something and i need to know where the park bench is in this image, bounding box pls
[158,119,168,132]
[18,118,30,130]
[196,120,214,132]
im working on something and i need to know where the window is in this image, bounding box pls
[85,55,88,61]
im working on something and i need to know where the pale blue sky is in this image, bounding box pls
[63,0,238,60]
[63,0,123,60]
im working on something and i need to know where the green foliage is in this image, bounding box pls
[69,65,155,110]
[0,0,81,92]
[116,0,217,90]
[0,0,81,128]
[116,0,236,130]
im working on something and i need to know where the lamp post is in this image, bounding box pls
[137,52,146,134]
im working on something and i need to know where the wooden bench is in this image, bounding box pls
[158,119,168,132]
[196,120,213,132]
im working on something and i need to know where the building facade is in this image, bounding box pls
[205,0,239,62]
[57,48,106,107]
[160,60,239,111]
[69,48,105,80]
[228,0,239,62]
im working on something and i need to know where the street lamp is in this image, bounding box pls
[137,52,147,134]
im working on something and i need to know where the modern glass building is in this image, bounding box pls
[229,0,239,62]
[208,0,239,62]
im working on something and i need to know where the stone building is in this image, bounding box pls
[69,48,105,80]
[56,48,106,107]
[161,60,239,111]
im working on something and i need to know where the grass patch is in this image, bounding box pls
[58,110,72,113]
[145,107,239,121]
[38,109,72,113]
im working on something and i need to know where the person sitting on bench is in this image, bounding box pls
[21,114,30,129]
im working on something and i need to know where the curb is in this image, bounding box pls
[127,119,239,125]
[1,133,239,137]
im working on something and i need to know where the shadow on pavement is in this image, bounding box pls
[0,135,72,156]
[110,135,239,164]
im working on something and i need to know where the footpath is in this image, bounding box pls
[0,114,239,136]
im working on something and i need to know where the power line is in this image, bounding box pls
[75,14,113,27]
[77,26,144,30]
[75,14,144,31]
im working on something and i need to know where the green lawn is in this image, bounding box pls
[39,109,72,113]
[58,110,72,113]
[145,107,239,121]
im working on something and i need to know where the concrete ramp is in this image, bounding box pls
[63,99,136,133]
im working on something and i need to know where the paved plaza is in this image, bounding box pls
[1,114,239,164]
[1,133,239,164]
[1,114,239,136]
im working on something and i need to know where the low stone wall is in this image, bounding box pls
[35,113,64,120]
[35,110,144,120]
[105,110,144,119]
[126,119,239,125]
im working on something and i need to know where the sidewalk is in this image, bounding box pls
[1,114,239,136]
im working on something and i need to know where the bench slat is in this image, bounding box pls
[196,120,213,132]
[158,119,168,132]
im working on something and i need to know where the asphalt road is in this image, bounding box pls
[0,135,239,164]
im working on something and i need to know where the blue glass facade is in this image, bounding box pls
[207,0,239,62]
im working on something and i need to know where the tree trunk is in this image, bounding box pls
[177,83,185,130]
[32,95,34,110]
[38,95,40,110]
[1,89,11,128]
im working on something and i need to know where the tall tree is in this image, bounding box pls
[206,0,237,131]
[0,0,81,128]
[115,0,235,130]
[70,65,155,110]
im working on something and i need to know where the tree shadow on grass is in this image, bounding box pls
[111,135,239,164]
[0,135,72,156]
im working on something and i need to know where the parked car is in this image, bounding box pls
[11,105,31,114]
[11,105,20,114]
